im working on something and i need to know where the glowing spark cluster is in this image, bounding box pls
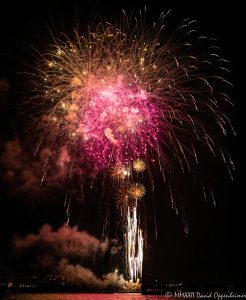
[133,159,146,173]
[110,164,130,181]
[80,81,159,168]
[129,183,146,200]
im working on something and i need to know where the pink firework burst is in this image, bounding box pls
[30,11,234,181]
[79,76,160,169]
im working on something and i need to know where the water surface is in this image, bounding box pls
[0,293,175,300]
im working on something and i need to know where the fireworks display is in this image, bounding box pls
[33,11,235,183]
[29,10,235,283]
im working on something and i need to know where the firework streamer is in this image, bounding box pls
[126,204,143,281]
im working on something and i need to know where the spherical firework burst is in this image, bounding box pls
[133,159,146,173]
[80,81,159,168]
[129,183,146,200]
[32,11,234,179]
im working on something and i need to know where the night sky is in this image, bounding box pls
[0,0,244,291]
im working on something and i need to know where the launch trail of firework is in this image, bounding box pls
[126,205,143,281]
[112,161,145,282]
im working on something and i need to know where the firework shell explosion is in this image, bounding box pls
[115,182,145,210]
[32,11,234,181]
[133,159,146,173]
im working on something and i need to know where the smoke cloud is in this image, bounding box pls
[0,138,78,193]
[13,223,108,259]
[12,224,140,290]
[56,258,125,288]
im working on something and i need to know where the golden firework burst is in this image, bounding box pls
[129,183,146,200]
[110,165,130,180]
[115,185,132,209]
[133,159,146,173]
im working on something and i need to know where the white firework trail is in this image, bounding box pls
[126,205,143,282]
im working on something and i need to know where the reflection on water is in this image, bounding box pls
[0,293,173,300]
[0,293,174,300]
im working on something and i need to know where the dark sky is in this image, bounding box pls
[0,0,243,289]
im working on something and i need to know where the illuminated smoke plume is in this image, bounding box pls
[12,224,141,290]
[0,138,76,193]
